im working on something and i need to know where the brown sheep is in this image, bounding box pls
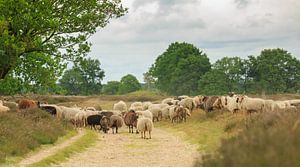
[18,99,40,110]
[110,115,123,134]
[100,116,110,133]
[124,110,138,133]
[202,96,222,112]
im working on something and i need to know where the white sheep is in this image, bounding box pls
[60,106,82,124]
[162,98,173,105]
[74,111,87,128]
[85,106,97,111]
[237,96,265,113]
[178,97,194,112]
[129,102,143,111]
[113,101,127,112]
[220,95,239,113]
[136,110,153,121]
[161,105,171,120]
[137,116,153,139]
[148,107,162,122]
[263,100,275,112]
[142,101,152,110]
[0,105,9,113]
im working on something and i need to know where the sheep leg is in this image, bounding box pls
[149,131,151,139]
[116,127,118,134]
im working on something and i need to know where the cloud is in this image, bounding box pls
[88,0,300,83]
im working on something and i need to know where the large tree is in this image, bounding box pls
[248,48,300,93]
[59,57,105,95]
[102,81,120,95]
[149,42,211,95]
[0,0,126,79]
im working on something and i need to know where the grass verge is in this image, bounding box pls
[28,130,97,167]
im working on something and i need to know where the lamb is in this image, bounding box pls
[142,101,152,110]
[179,97,195,112]
[124,110,138,133]
[137,116,153,139]
[169,105,184,123]
[113,101,127,112]
[129,102,143,111]
[109,115,123,134]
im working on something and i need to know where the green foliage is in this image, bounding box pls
[143,72,156,90]
[248,48,300,93]
[149,42,211,95]
[198,69,229,95]
[118,74,141,94]
[0,109,72,163]
[102,81,120,95]
[0,0,127,79]
[59,57,104,95]
[201,112,300,167]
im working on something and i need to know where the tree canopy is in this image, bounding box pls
[118,74,141,94]
[0,0,126,79]
[149,42,211,95]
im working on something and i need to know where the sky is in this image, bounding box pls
[88,0,300,83]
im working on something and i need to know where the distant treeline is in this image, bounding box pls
[0,42,299,96]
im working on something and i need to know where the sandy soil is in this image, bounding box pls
[18,130,85,167]
[53,127,200,167]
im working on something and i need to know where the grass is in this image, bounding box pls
[156,110,238,153]
[0,109,72,164]
[28,130,97,167]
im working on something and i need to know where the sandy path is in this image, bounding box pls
[18,130,85,167]
[53,127,199,167]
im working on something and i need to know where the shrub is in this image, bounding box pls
[200,111,300,167]
[0,108,72,163]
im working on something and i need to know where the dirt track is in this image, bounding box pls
[52,127,199,167]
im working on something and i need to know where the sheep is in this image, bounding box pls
[288,99,300,107]
[74,111,87,128]
[87,114,103,130]
[169,105,185,123]
[124,110,138,133]
[136,110,153,121]
[109,115,123,134]
[201,96,222,112]
[220,96,239,113]
[263,100,275,112]
[179,97,195,112]
[148,107,162,122]
[137,117,153,139]
[161,105,171,120]
[142,101,152,110]
[85,107,97,111]
[0,104,9,113]
[236,96,265,114]
[60,106,81,125]
[193,96,202,108]
[100,116,110,133]
[129,102,143,111]
[162,98,173,105]
[18,99,39,110]
[176,95,189,101]
[113,101,127,112]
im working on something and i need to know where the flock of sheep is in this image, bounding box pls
[1,94,300,139]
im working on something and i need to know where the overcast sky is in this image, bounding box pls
[88,0,300,83]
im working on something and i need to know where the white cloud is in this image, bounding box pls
[88,0,300,83]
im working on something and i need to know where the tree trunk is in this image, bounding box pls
[0,66,12,79]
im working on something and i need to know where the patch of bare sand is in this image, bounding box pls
[53,127,199,167]
[18,130,85,167]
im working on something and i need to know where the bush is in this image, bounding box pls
[0,108,72,163]
[200,111,300,167]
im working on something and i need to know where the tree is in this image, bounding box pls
[149,42,211,95]
[118,74,141,94]
[59,57,105,95]
[0,0,126,79]
[143,72,156,90]
[198,69,230,95]
[213,57,245,93]
[59,68,84,95]
[248,48,300,93]
[102,81,120,95]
